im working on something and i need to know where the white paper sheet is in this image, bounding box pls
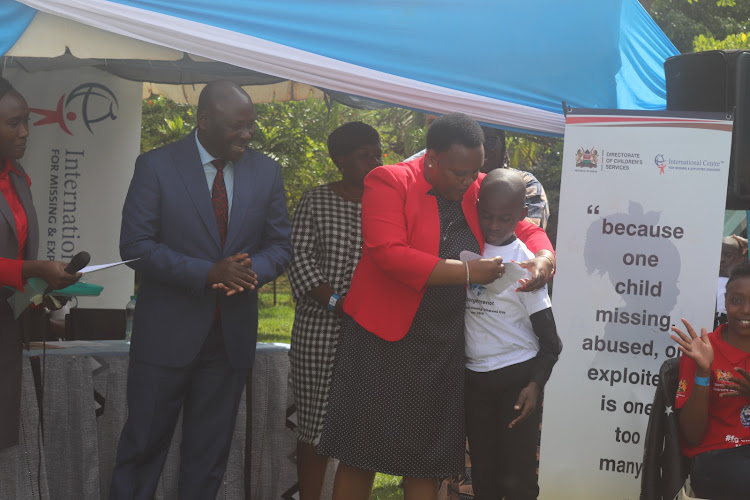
[459,250,528,294]
[79,259,138,274]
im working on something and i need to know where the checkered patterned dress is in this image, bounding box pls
[288,185,363,445]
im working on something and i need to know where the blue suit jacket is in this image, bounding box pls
[120,133,293,370]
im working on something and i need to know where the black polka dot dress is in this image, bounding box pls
[318,193,480,477]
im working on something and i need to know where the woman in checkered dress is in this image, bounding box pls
[288,122,382,500]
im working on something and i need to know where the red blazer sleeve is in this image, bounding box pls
[516,219,554,255]
[361,165,440,293]
[0,258,24,290]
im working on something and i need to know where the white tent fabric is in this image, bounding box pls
[5,13,325,105]
[7,0,678,135]
[15,0,563,134]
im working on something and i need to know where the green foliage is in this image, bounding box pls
[693,31,750,50]
[140,95,195,154]
[336,105,426,161]
[251,98,337,212]
[250,99,425,214]
[686,0,736,6]
[257,295,294,343]
[506,134,564,246]
[140,94,425,216]
[371,474,403,499]
[647,0,750,53]
[139,93,560,243]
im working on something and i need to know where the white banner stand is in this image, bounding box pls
[539,109,733,499]
[7,68,142,309]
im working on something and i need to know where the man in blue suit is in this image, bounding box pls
[110,80,293,499]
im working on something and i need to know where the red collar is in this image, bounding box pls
[2,158,21,177]
[713,324,750,365]
[407,155,433,194]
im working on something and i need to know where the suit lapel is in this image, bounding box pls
[224,151,258,251]
[172,134,223,251]
[11,161,38,259]
[0,177,16,244]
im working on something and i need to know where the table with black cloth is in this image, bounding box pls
[0,341,301,500]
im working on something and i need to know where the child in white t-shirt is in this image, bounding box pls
[464,168,562,500]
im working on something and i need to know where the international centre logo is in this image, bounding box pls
[30,82,119,136]
[575,147,598,168]
[654,154,667,175]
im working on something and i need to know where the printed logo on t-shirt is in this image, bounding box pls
[716,369,732,383]
[677,379,688,397]
[740,405,750,427]
[726,434,741,444]
[470,283,486,296]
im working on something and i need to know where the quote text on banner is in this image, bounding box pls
[538,110,733,499]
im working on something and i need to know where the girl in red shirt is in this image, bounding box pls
[672,260,750,499]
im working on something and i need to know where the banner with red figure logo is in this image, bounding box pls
[6,67,142,309]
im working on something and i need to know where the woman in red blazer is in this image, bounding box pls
[317,113,555,500]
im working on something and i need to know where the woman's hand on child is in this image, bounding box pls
[469,257,505,285]
[721,367,750,399]
[516,253,554,292]
[509,382,541,429]
[670,318,714,374]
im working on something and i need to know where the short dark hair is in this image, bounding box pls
[479,168,526,207]
[0,77,16,102]
[426,113,484,154]
[728,259,750,286]
[327,122,380,162]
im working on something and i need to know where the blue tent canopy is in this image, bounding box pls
[3,0,678,135]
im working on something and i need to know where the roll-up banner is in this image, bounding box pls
[539,109,734,499]
[7,68,142,309]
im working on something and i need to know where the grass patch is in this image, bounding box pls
[257,277,293,344]
[257,296,293,343]
[372,474,403,499]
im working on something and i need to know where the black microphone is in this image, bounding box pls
[44,251,90,295]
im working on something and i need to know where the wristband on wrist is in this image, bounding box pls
[327,293,340,312]
[464,261,470,287]
[694,375,710,387]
